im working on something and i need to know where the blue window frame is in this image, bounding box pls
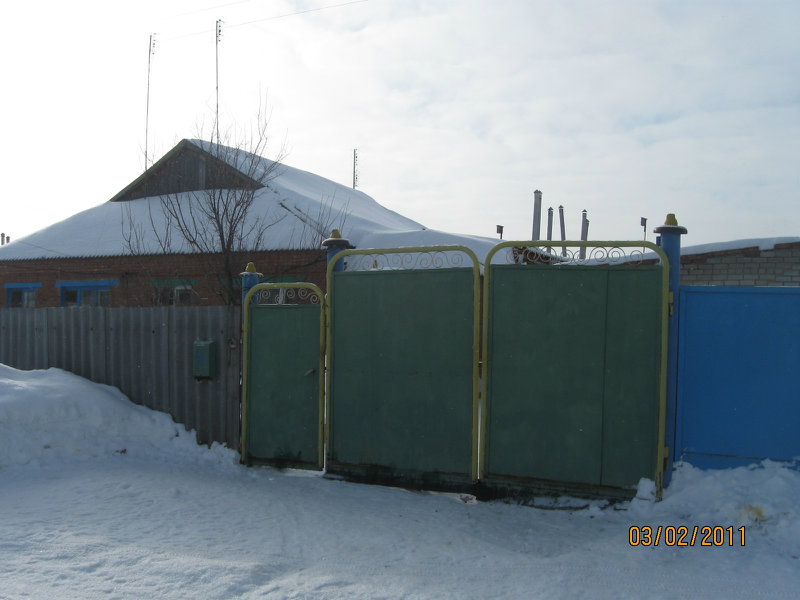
[4,283,41,308]
[55,280,117,307]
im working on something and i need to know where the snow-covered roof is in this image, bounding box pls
[0,139,497,263]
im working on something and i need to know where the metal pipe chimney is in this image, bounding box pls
[532,190,542,241]
[558,205,566,257]
[579,210,589,259]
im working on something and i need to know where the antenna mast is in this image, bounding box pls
[215,19,223,143]
[144,34,156,169]
[352,149,359,189]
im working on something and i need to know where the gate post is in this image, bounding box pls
[321,229,355,272]
[654,214,687,486]
[238,262,263,463]
[240,262,263,307]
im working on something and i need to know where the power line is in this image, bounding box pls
[169,0,265,19]
[235,0,369,27]
[161,0,369,41]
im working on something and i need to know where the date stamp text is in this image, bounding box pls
[629,526,746,547]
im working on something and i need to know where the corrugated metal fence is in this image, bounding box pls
[0,306,241,450]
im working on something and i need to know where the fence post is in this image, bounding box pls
[654,214,687,487]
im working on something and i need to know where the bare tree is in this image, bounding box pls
[279,193,350,249]
[123,108,349,305]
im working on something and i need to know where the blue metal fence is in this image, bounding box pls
[676,286,800,468]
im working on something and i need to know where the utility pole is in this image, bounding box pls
[144,34,156,170]
[352,149,359,189]
[215,19,223,143]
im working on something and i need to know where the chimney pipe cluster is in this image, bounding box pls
[1,233,8,246]
[530,191,589,257]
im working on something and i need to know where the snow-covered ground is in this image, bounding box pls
[1,365,798,599]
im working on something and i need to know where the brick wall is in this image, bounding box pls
[680,242,800,287]
[0,249,327,307]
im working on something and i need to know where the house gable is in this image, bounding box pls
[110,139,263,202]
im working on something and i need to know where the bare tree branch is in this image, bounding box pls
[122,103,349,305]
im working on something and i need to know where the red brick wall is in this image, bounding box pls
[0,250,327,307]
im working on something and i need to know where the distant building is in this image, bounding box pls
[678,239,800,287]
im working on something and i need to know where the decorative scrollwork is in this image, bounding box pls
[345,250,469,272]
[250,286,321,305]
[498,245,656,266]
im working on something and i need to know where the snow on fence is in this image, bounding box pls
[0,306,241,450]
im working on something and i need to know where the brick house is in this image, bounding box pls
[1,139,495,308]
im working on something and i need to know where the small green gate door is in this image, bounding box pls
[241,283,325,469]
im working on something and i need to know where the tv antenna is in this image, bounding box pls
[144,33,156,169]
[352,149,359,189]
[215,19,223,143]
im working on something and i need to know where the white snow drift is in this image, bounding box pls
[1,364,798,599]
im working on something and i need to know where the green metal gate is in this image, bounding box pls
[481,242,669,496]
[241,283,325,469]
[325,247,481,489]
[240,241,668,498]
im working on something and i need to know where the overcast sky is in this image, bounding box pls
[3,0,798,246]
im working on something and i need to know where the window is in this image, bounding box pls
[153,285,194,306]
[151,279,198,306]
[55,280,117,307]
[5,283,41,308]
[174,286,193,306]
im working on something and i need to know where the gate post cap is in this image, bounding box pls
[654,213,687,235]
[239,262,263,277]
[322,229,355,249]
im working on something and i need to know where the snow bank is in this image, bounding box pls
[625,461,800,550]
[2,363,800,598]
[0,364,234,468]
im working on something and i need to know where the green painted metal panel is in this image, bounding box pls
[601,267,662,487]
[329,268,474,484]
[246,304,321,468]
[486,264,663,491]
[486,266,607,485]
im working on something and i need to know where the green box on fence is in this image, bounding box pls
[192,340,217,379]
